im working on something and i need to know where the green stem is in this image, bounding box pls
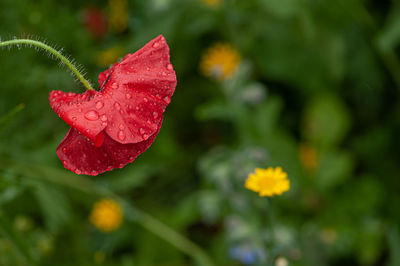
[0,39,94,91]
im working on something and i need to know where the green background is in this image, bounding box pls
[0,0,399,265]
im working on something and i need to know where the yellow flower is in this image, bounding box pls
[245,167,290,197]
[108,0,128,33]
[299,143,318,172]
[89,198,123,232]
[95,46,123,67]
[200,43,241,81]
[202,0,221,7]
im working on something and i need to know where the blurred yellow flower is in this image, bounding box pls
[299,143,318,172]
[200,43,241,81]
[95,46,123,67]
[108,0,128,33]
[202,0,221,7]
[90,198,123,232]
[245,167,290,197]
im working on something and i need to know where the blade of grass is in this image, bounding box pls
[0,104,25,132]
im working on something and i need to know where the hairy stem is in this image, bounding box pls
[0,39,94,91]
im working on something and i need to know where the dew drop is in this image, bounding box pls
[163,96,171,104]
[114,102,121,110]
[84,110,99,121]
[102,122,108,126]
[143,133,148,139]
[153,42,160,48]
[152,112,158,119]
[75,169,82,175]
[63,160,68,165]
[100,115,107,121]
[82,154,87,159]
[139,128,145,134]
[78,141,82,145]
[95,101,104,109]
[62,147,67,153]
[72,116,77,121]
[167,64,173,70]
[119,124,125,130]
[111,82,119,89]
[126,93,132,99]
[135,106,139,110]
[118,130,126,140]
[143,98,148,103]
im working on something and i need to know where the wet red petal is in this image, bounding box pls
[49,90,107,145]
[57,127,160,176]
[50,35,176,145]
[99,35,176,144]
[50,35,176,175]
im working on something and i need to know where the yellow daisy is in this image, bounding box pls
[245,167,290,197]
[89,198,123,232]
[200,43,241,81]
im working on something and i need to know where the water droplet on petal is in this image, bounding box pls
[102,122,108,126]
[119,124,125,130]
[167,64,173,70]
[72,116,77,121]
[84,110,99,121]
[126,93,132,99]
[75,169,82,175]
[100,115,107,121]
[153,42,160,48]
[114,102,121,110]
[143,98,148,103]
[62,147,67,153]
[163,96,171,104]
[135,106,139,110]
[111,82,119,89]
[152,112,158,119]
[63,160,68,165]
[143,133,148,139]
[95,101,104,109]
[118,130,126,140]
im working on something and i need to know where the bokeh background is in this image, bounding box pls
[0,0,400,265]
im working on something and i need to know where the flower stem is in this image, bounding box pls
[0,39,94,91]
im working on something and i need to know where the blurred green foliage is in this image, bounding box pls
[1,0,400,265]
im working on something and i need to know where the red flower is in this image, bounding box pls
[49,35,176,175]
[82,7,108,40]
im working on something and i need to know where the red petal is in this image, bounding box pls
[49,90,108,145]
[99,34,176,144]
[56,127,160,175]
[50,35,176,146]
